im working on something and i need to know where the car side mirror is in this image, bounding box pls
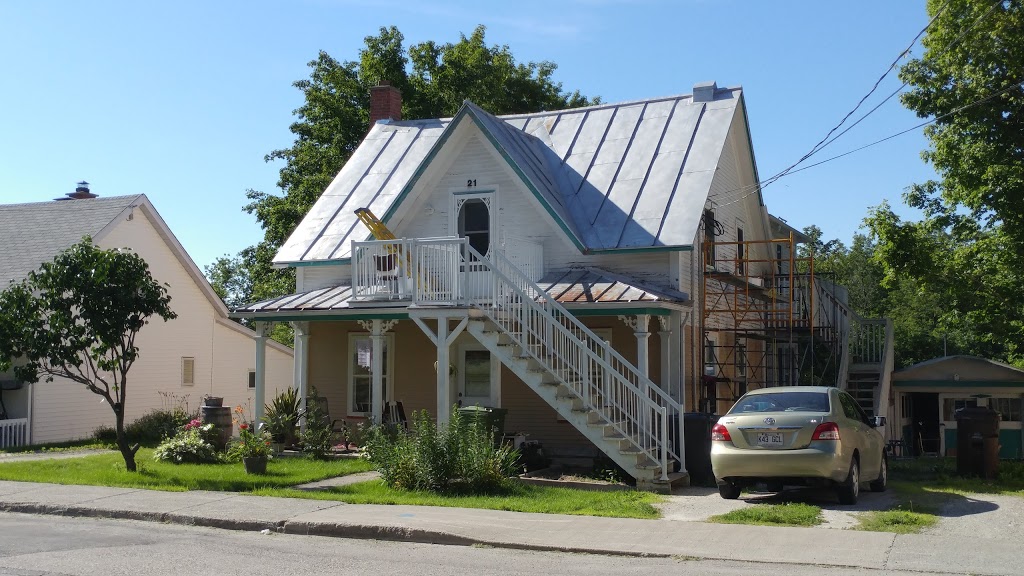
[871,416,886,428]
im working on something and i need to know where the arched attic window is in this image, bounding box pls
[458,198,490,256]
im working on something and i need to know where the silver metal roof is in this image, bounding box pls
[539,268,689,304]
[235,266,686,317]
[0,195,142,285]
[275,85,745,265]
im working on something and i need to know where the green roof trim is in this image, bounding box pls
[563,306,672,317]
[893,380,1024,389]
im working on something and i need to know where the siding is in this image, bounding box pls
[29,207,292,443]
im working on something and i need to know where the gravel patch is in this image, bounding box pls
[0,449,115,463]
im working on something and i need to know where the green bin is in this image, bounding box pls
[457,406,508,442]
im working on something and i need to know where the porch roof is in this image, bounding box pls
[233,267,687,318]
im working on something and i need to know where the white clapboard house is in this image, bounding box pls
[235,82,893,489]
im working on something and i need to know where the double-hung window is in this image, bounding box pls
[348,333,394,416]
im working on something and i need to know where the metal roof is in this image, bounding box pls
[275,84,745,265]
[235,267,686,316]
[538,268,688,303]
[0,195,142,285]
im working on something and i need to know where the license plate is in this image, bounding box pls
[757,432,784,447]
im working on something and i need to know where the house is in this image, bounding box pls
[234,82,893,489]
[0,189,293,447]
[891,355,1024,459]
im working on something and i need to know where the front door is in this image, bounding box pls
[911,392,941,456]
[452,191,495,301]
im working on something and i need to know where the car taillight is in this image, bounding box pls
[812,422,840,441]
[711,423,732,442]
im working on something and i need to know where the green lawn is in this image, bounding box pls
[0,439,114,454]
[0,449,661,518]
[0,449,374,492]
[259,480,662,519]
[707,503,822,527]
[855,508,938,534]
[889,458,1024,497]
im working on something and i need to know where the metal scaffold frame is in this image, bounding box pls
[699,230,844,413]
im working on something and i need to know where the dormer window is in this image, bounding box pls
[458,198,490,256]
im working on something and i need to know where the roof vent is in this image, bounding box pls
[692,81,718,103]
[55,180,98,201]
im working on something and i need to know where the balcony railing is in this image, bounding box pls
[0,418,28,449]
[351,236,543,306]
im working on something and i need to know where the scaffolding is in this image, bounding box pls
[699,231,844,413]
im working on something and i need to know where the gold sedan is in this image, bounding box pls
[710,386,887,504]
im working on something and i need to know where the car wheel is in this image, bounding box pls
[718,482,741,500]
[870,454,887,492]
[836,458,860,505]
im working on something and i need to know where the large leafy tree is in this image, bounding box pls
[862,0,1024,367]
[0,239,176,471]
[235,25,596,316]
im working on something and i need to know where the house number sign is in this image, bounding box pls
[466,179,477,187]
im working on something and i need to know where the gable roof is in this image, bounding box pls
[275,84,748,265]
[0,195,292,355]
[0,195,143,286]
[893,355,1024,385]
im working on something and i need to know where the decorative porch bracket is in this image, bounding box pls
[412,314,469,424]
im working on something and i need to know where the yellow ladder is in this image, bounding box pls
[355,208,397,240]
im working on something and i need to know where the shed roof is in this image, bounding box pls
[893,355,1024,387]
[0,195,142,286]
[275,84,747,265]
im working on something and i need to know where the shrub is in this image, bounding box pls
[153,420,220,464]
[362,408,520,493]
[263,387,300,444]
[93,425,117,444]
[125,408,194,445]
[299,388,335,459]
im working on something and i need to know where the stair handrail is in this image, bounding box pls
[466,246,680,479]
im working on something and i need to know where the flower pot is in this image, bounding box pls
[243,456,267,474]
[203,396,224,408]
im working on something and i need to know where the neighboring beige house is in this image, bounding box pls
[0,190,292,447]
[235,82,891,489]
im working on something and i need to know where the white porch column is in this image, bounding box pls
[411,313,468,426]
[617,314,651,378]
[254,322,270,428]
[292,321,310,433]
[371,319,385,424]
[658,316,671,393]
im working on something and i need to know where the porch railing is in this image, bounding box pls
[0,418,29,449]
[351,238,466,303]
[463,245,681,481]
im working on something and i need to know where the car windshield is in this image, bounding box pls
[728,391,830,414]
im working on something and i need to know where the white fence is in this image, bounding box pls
[0,418,29,449]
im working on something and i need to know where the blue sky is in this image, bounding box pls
[0,1,934,270]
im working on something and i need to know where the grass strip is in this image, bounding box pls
[855,509,938,534]
[0,449,374,492]
[707,503,822,527]
[258,480,662,519]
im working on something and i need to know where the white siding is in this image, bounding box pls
[29,206,292,443]
[300,264,350,291]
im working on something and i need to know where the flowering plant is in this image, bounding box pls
[230,404,272,460]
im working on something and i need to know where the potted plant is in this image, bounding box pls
[231,405,272,473]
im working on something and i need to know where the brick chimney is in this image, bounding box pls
[369,82,402,127]
[55,181,98,201]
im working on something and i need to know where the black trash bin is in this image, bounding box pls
[683,412,719,486]
[954,405,1000,479]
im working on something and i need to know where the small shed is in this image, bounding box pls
[892,356,1024,458]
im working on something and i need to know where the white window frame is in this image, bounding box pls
[181,357,195,386]
[347,333,395,417]
[450,189,497,257]
[247,370,256,389]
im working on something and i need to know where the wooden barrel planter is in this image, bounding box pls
[200,405,232,450]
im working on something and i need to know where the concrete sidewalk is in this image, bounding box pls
[0,480,1014,575]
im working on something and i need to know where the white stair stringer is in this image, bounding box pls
[457,245,685,490]
[468,320,666,486]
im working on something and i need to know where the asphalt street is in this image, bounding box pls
[0,512,965,576]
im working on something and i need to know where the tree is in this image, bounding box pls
[204,253,253,313]
[0,238,176,471]
[899,0,1024,247]
[241,25,597,311]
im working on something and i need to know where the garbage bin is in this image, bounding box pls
[683,412,719,486]
[457,406,508,443]
[954,405,1000,479]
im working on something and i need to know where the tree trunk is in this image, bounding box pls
[113,405,138,472]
